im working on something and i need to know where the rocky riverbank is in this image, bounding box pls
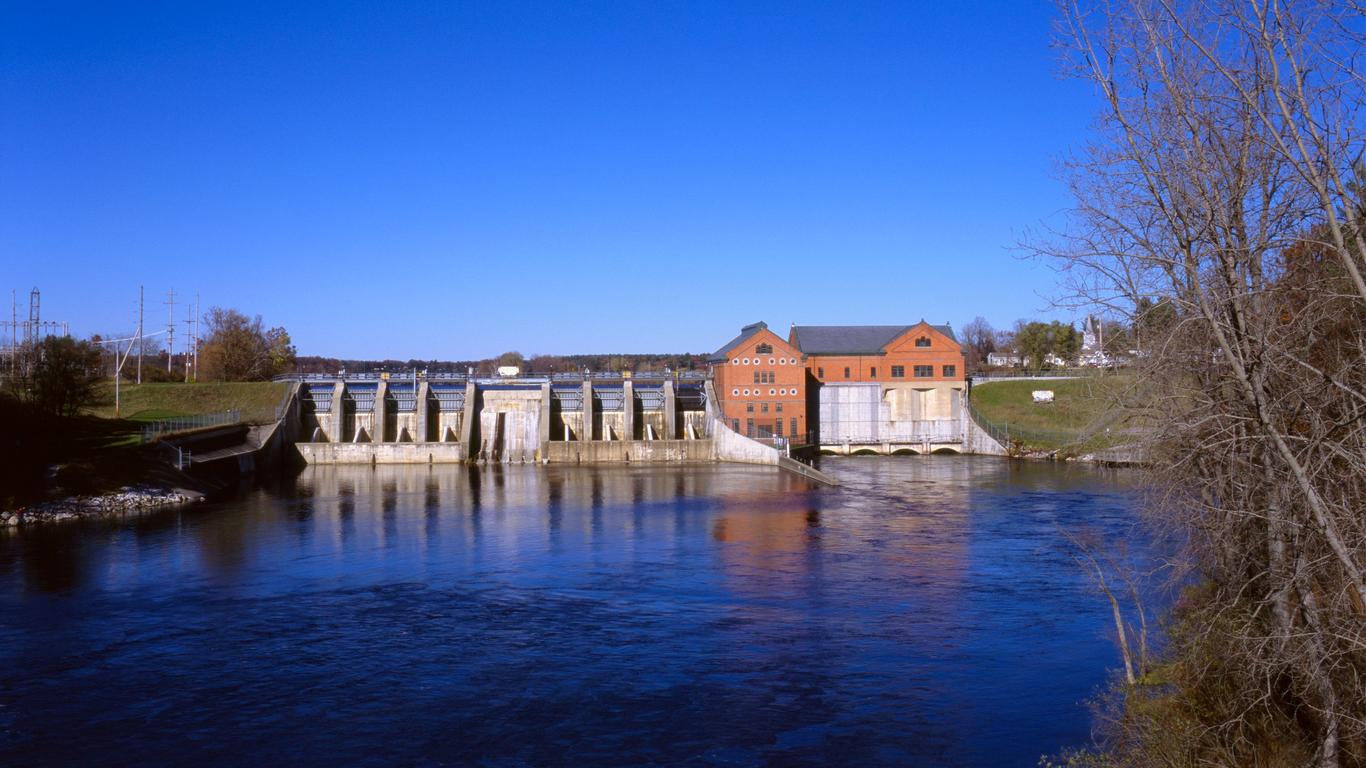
[1,485,204,527]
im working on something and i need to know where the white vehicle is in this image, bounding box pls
[496,366,520,377]
[1032,390,1055,404]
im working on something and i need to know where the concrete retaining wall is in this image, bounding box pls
[544,439,715,464]
[962,413,1009,456]
[296,443,469,464]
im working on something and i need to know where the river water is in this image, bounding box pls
[0,457,1147,767]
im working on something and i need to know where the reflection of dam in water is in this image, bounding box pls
[0,458,1151,768]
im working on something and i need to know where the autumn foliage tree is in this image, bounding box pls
[198,307,296,381]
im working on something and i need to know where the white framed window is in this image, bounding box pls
[769,388,776,396]
[779,358,787,365]
[743,358,750,365]
[769,358,776,365]
[732,388,739,396]
[732,358,739,365]
[743,388,750,396]
[790,358,797,365]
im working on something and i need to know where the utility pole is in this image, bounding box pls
[137,285,144,384]
[9,289,14,379]
[184,303,194,382]
[193,293,200,381]
[165,289,176,373]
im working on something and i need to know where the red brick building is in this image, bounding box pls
[790,322,967,444]
[708,321,808,442]
[789,322,965,388]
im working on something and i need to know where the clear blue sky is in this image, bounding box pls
[1,1,1095,360]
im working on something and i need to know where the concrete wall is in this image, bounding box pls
[681,410,707,440]
[818,381,965,445]
[476,387,543,462]
[638,410,667,440]
[705,380,781,466]
[961,411,1009,456]
[544,439,715,464]
[558,411,586,442]
[434,411,463,442]
[296,442,468,464]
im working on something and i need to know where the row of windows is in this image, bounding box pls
[732,357,798,366]
[753,371,777,384]
[733,387,797,397]
[733,418,799,439]
[815,364,958,379]
[744,402,784,413]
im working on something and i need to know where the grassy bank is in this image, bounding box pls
[85,381,289,424]
[969,374,1139,453]
[1,396,195,509]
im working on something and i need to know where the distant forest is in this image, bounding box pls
[292,352,712,376]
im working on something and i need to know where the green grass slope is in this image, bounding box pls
[86,381,289,424]
[969,375,1138,453]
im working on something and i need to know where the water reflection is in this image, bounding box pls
[0,458,1147,767]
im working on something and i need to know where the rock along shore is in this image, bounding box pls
[1,486,204,527]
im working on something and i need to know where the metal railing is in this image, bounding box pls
[964,399,1080,450]
[277,370,712,384]
[813,419,965,445]
[140,409,241,443]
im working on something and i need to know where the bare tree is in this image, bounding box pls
[1039,1,1366,765]
[962,316,997,370]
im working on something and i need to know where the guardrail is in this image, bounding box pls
[276,370,712,384]
[140,410,241,443]
[964,400,1079,450]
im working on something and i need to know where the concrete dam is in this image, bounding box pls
[272,373,829,478]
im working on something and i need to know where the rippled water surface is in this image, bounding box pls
[0,457,1147,767]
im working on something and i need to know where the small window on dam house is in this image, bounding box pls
[916,337,931,347]
[755,343,773,354]
[817,367,824,379]
[746,402,754,413]
[914,365,933,377]
[870,367,877,378]
[943,365,957,378]
[891,366,905,378]
[843,367,850,379]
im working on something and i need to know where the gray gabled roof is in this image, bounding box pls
[708,321,769,363]
[790,323,956,355]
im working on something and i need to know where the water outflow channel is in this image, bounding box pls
[0,457,1150,767]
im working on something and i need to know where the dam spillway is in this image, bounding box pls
[283,372,730,467]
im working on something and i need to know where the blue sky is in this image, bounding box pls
[1,1,1096,360]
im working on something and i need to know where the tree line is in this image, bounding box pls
[290,351,710,377]
[957,309,1174,371]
